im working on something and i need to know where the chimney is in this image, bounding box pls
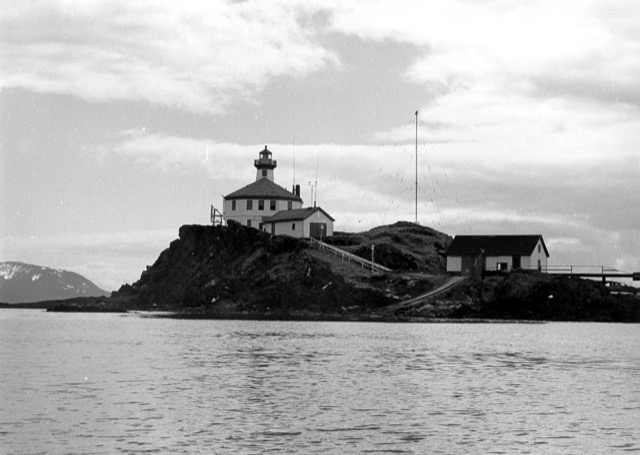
[295,184,300,197]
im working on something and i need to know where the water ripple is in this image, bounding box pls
[1,313,639,454]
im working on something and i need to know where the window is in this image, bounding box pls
[247,220,252,227]
[262,169,267,177]
[270,200,276,211]
[231,200,236,211]
[246,200,253,210]
[288,201,292,210]
[498,262,508,271]
[292,223,296,231]
[538,244,541,253]
[258,200,264,211]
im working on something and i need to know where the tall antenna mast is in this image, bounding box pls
[314,151,320,207]
[415,110,418,224]
[292,134,296,188]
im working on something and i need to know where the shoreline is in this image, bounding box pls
[5,306,640,323]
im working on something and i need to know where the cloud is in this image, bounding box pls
[4,1,640,123]
[0,0,338,113]
[109,130,272,190]
[105,131,640,237]
[329,1,639,106]
[329,1,640,154]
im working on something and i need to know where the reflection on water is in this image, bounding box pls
[1,310,639,454]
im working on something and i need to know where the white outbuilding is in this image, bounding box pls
[446,235,549,275]
[261,207,335,239]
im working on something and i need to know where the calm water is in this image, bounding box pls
[1,310,639,454]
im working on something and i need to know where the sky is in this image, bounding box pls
[1,0,639,291]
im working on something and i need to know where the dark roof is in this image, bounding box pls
[225,178,302,202]
[262,207,335,223]
[446,235,549,257]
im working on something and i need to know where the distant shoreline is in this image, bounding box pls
[4,304,639,324]
[0,305,595,324]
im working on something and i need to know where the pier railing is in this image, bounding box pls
[543,265,613,275]
[308,237,392,273]
[544,265,639,281]
[485,264,639,281]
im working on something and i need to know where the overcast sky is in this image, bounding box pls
[1,0,639,291]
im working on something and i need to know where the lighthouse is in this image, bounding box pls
[223,146,303,229]
[221,145,334,238]
[254,146,277,181]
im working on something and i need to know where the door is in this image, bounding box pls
[461,256,472,275]
[462,255,484,276]
[310,222,327,239]
[513,256,521,269]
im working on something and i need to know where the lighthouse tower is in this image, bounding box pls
[254,146,277,181]
[221,145,334,238]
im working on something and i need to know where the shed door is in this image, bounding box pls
[462,255,484,276]
[461,256,475,275]
[310,222,327,239]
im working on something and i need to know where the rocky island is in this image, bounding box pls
[46,221,640,322]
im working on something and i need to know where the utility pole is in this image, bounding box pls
[371,244,375,272]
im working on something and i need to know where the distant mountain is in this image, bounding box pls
[0,262,110,304]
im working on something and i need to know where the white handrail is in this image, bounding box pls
[308,238,392,272]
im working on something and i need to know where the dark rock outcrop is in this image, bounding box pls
[112,222,391,316]
[332,221,451,272]
[444,272,640,322]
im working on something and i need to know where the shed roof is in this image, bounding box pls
[225,178,302,202]
[446,235,549,257]
[262,207,335,223]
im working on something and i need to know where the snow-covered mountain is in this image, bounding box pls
[0,262,110,303]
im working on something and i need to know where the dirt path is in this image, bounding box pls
[378,276,467,314]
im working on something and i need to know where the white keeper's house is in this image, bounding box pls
[222,146,334,239]
[446,235,549,276]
